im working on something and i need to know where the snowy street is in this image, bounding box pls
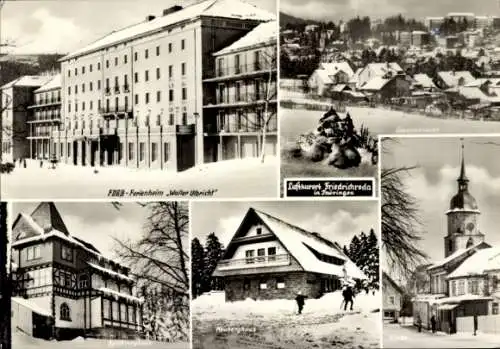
[383,323,500,348]
[13,330,189,349]
[192,291,381,349]
[0,157,278,199]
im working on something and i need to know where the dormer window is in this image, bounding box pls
[61,245,73,262]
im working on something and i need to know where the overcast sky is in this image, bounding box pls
[281,0,500,22]
[191,200,378,249]
[11,202,149,260]
[1,0,276,54]
[382,136,500,264]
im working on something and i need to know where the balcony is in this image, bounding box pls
[204,92,277,108]
[99,107,133,119]
[217,254,291,271]
[28,98,62,109]
[104,87,111,96]
[176,124,195,135]
[204,62,277,82]
[114,86,120,94]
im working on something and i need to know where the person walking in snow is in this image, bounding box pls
[295,291,307,315]
[343,285,354,311]
[431,315,436,333]
[417,315,422,332]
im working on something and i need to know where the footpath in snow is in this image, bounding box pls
[192,290,381,349]
[383,323,500,348]
[1,157,278,199]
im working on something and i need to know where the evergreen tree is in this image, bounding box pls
[204,233,224,292]
[366,229,380,289]
[342,245,350,259]
[191,238,205,298]
[348,235,361,263]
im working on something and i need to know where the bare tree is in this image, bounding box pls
[381,139,427,278]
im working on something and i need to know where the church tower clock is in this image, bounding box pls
[444,143,484,257]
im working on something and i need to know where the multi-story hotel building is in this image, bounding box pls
[11,202,143,340]
[202,20,277,161]
[57,0,274,171]
[0,76,53,163]
[26,74,62,160]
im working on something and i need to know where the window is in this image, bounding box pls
[277,277,285,289]
[145,49,149,59]
[182,88,187,100]
[259,280,267,289]
[151,143,158,162]
[470,279,479,295]
[75,85,78,94]
[90,64,93,72]
[97,62,101,70]
[156,46,160,56]
[134,52,138,61]
[245,250,254,263]
[145,93,150,104]
[235,54,240,74]
[68,86,71,95]
[182,112,187,125]
[103,299,111,319]
[168,65,173,79]
[156,67,160,80]
[257,248,265,262]
[79,274,89,289]
[139,142,145,161]
[134,72,138,83]
[82,66,85,74]
[181,39,185,50]
[82,83,85,93]
[60,303,71,321]
[169,89,174,102]
[89,82,93,91]
[181,62,186,75]
[61,245,73,262]
[268,247,276,262]
[493,303,499,315]
[256,227,262,235]
[128,306,135,324]
[68,70,71,77]
[106,60,109,68]
[389,296,395,305]
[98,80,101,90]
[82,101,85,111]
[134,94,139,105]
[448,239,453,252]
[26,245,41,260]
[145,70,149,82]
[156,91,161,103]
[128,142,134,160]
[163,142,169,162]
[168,114,174,125]
[74,68,77,76]
[114,57,118,66]
[124,54,128,64]
[168,42,172,53]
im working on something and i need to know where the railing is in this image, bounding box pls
[212,62,276,78]
[205,122,277,134]
[206,92,272,106]
[217,253,290,269]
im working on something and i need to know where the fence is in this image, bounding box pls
[457,314,500,334]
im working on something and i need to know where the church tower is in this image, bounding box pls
[444,142,484,257]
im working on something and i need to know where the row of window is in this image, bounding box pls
[67,64,186,96]
[26,245,41,261]
[216,50,272,77]
[67,40,187,78]
[244,247,277,264]
[67,88,187,113]
[243,277,286,290]
[103,299,138,324]
[35,91,61,105]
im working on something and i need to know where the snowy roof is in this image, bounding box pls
[99,287,143,303]
[63,0,275,60]
[447,247,500,279]
[428,242,488,270]
[413,74,436,89]
[1,75,53,90]
[311,69,333,84]
[12,297,52,317]
[35,74,61,92]
[214,20,276,56]
[412,294,446,302]
[431,294,493,305]
[223,208,367,280]
[457,87,500,103]
[437,71,475,88]
[365,62,403,76]
[360,77,391,91]
[87,262,134,282]
[447,12,475,17]
[319,62,355,77]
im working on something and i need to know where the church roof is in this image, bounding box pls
[427,241,491,270]
[448,144,479,212]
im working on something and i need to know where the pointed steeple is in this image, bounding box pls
[457,140,469,191]
[30,202,70,235]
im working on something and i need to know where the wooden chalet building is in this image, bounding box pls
[11,202,143,340]
[213,208,366,302]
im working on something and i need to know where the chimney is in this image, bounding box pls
[163,5,183,16]
[146,15,156,21]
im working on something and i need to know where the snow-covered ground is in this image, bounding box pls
[384,323,500,348]
[12,329,189,349]
[0,157,278,199]
[192,290,381,349]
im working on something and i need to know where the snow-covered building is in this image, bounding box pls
[435,71,475,90]
[0,75,54,163]
[308,62,354,97]
[412,73,438,91]
[213,208,366,302]
[11,202,143,340]
[413,145,500,334]
[57,0,274,171]
[383,272,403,322]
[202,20,277,161]
[356,62,404,90]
